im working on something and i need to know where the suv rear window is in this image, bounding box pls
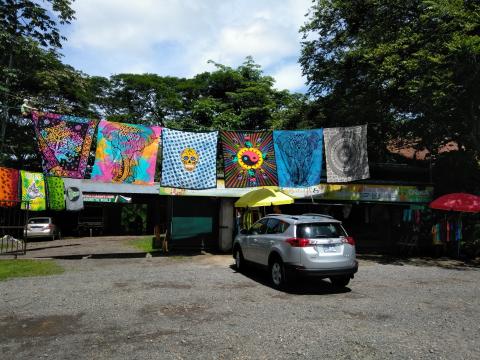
[296,223,345,238]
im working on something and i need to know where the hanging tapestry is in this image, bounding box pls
[20,171,46,211]
[273,129,323,187]
[0,167,19,206]
[63,178,84,211]
[91,120,161,184]
[46,176,65,211]
[323,124,370,183]
[31,112,98,178]
[161,129,218,189]
[221,131,278,188]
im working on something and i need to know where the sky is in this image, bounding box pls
[60,0,312,93]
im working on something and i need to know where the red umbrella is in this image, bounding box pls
[429,193,480,213]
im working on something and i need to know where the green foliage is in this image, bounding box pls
[300,0,480,165]
[0,259,64,281]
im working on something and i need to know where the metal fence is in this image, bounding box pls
[0,200,29,257]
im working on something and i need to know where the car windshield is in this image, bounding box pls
[297,223,345,238]
[28,218,50,224]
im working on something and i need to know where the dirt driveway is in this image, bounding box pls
[1,249,479,359]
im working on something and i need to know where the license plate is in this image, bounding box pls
[322,244,339,253]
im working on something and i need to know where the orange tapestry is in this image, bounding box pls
[0,167,19,206]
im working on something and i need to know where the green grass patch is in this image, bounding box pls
[127,236,156,253]
[0,260,64,281]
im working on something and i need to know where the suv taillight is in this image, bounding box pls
[342,236,355,246]
[285,237,312,247]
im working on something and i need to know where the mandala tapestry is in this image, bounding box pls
[323,125,370,183]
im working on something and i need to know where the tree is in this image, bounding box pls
[300,0,480,167]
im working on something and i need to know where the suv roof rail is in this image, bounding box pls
[266,214,299,220]
[301,213,334,219]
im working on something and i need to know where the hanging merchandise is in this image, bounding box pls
[91,120,161,184]
[0,167,19,206]
[63,178,84,211]
[31,112,98,178]
[20,171,46,211]
[221,131,278,188]
[273,129,323,187]
[323,124,370,183]
[161,129,218,190]
[46,176,65,211]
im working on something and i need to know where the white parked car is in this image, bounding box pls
[25,217,60,241]
[233,214,358,289]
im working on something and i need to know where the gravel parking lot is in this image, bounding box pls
[1,254,479,360]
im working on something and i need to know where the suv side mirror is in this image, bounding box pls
[240,228,248,235]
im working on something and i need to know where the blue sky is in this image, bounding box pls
[60,0,312,93]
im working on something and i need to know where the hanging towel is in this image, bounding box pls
[161,129,218,189]
[20,171,46,211]
[46,176,65,211]
[63,178,84,211]
[32,112,98,178]
[0,167,19,206]
[91,120,161,184]
[220,131,278,188]
[323,125,370,183]
[273,129,323,187]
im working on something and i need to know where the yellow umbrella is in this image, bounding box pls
[235,188,295,208]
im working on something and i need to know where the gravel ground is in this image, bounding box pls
[0,254,479,360]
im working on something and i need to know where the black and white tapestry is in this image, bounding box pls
[323,125,370,183]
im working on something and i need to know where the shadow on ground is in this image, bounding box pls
[229,264,351,296]
[357,253,480,270]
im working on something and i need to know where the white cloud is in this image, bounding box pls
[63,0,312,91]
[272,63,306,91]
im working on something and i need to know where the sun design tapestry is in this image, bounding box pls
[161,129,218,189]
[0,167,19,206]
[32,112,98,178]
[91,120,161,184]
[323,125,370,183]
[273,129,323,187]
[221,131,278,188]
[46,176,65,211]
[20,171,46,211]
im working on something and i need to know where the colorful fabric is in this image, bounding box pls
[63,178,84,211]
[273,129,323,187]
[0,167,19,206]
[91,120,161,184]
[20,171,46,211]
[221,131,278,188]
[46,176,65,210]
[32,112,98,178]
[161,129,218,189]
[323,125,370,183]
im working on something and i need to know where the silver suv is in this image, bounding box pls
[232,214,358,289]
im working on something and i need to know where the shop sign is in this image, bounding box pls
[159,181,433,203]
[83,193,132,203]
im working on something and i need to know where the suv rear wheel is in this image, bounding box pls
[270,257,286,289]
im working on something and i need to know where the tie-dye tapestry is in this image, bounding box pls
[20,171,46,211]
[323,124,370,183]
[32,112,98,178]
[221,131,278,188]
[46,176,65,210]
[161,129,218,190]
[273,129,323,187]
[91,120,161,184]
[0,167,19,206]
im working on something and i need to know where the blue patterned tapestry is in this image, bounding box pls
[273,129,323,187]
[161,129,218,189]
